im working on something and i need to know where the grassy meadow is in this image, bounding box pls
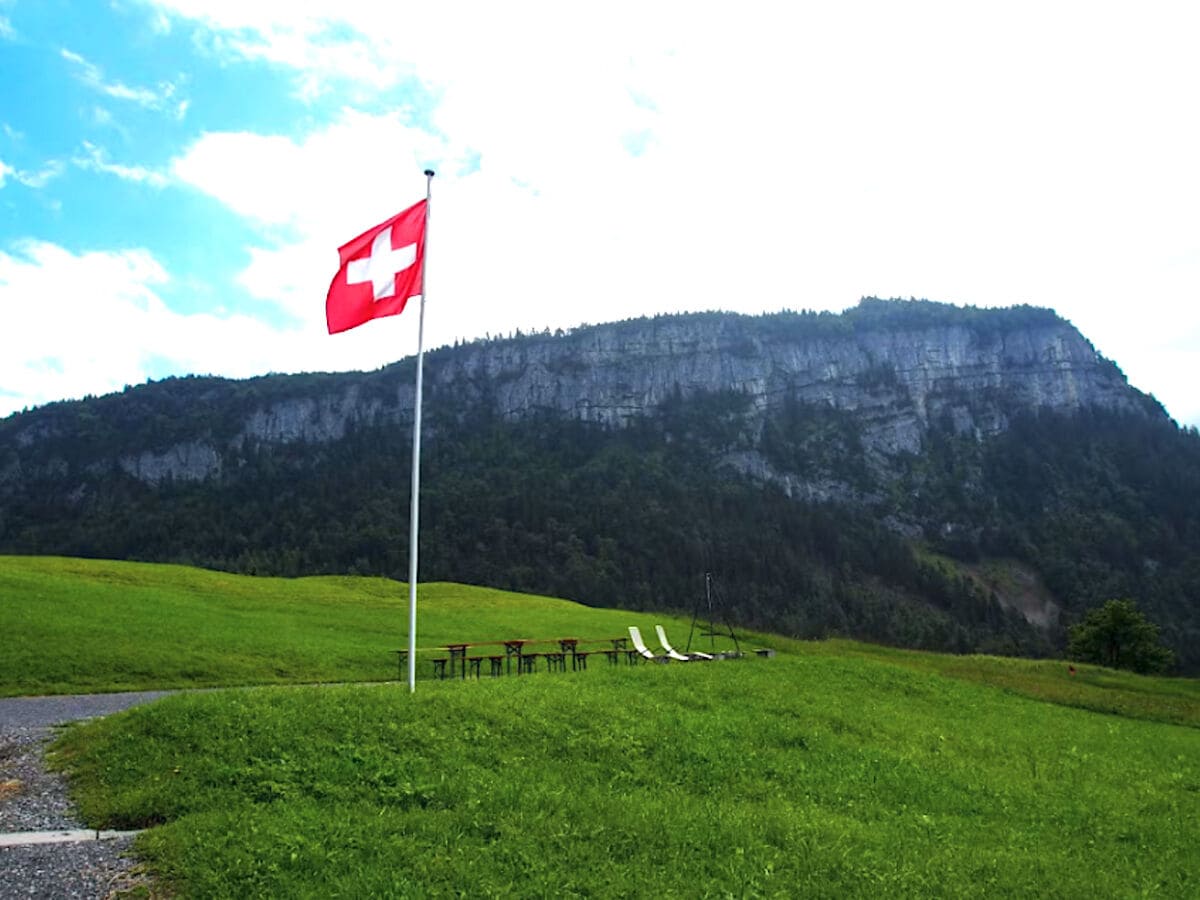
[53,654,1199,897]
[3,556,1198,896]
[0,555,726,696]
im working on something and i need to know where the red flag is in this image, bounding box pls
[326,199,427,334]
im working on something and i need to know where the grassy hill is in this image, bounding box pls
[3,557,1197,895]
[0,555,728,697]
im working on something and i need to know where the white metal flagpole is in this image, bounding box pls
[407,168,434,693]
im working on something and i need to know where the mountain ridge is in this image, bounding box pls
[2,299,1196,671]
[2,299,1162,489]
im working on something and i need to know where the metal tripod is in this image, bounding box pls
[686,572,742,657]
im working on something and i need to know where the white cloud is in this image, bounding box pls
[141,1,413,100]
[73,141,169,188]
[136,1,1200,427]
[0,15,15,41]
[171,110,450,312]
[12,160,65,189]
[60,47,181,113]
[0,157,12,188]
[0,240,330,417]
[146,7,172,35]
[173,118,431,229]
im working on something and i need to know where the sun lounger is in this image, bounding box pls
[628,626,668,662]
[656,624,714,661]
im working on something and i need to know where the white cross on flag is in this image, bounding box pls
[326,198,427,334]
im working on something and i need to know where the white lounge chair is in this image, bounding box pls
[656,624,714,661]
[628,626,667,662]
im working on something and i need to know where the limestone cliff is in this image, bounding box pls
[423,311,1145,454]
[3,301,1196,669]
[0,301,1162,489]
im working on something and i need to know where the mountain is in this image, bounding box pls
[3,298,1199,670]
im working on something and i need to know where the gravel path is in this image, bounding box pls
[1,692,172,899]
[1,836,143,899]
[0,691,175,729]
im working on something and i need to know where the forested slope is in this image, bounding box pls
[3,300,1198,669]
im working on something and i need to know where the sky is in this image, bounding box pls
[1,1,1198,426]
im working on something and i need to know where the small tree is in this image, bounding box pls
[1067,599,1175,674]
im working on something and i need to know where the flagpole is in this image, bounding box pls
[407,169,434,693]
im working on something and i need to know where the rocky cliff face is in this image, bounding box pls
[119,441,222,485]
[225,307,1150,487]
[237,386,390,446]
[3,302,1195,666]
[0,302,1159,488]
[427,315,1142,453]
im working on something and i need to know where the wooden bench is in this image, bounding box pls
[425,638,629,680]
[503,640,532,675]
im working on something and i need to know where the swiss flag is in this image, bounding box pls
[326,199,427,334]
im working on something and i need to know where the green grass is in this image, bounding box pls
[0,555,736,696]
[800,638,1200,730]
[52,657,1199,897]
[6,556,1199,895]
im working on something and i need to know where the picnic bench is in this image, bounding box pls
[414,636,641,680]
